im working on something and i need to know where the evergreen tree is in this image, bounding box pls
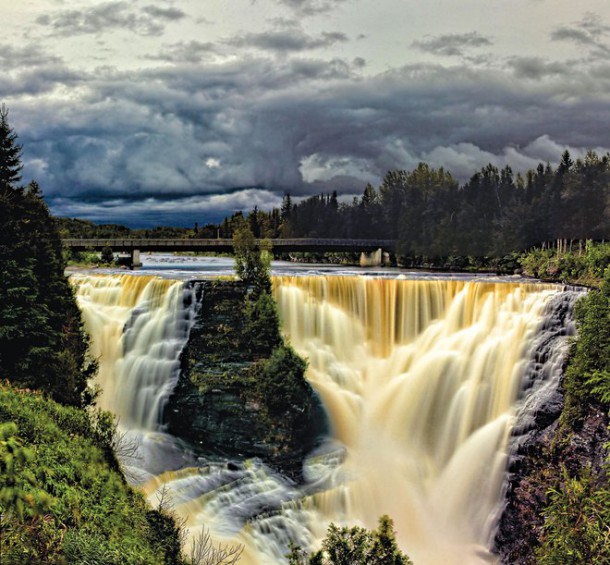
[0,106,93,406]
[0,104,22,189]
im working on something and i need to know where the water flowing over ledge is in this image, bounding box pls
[71,274,576,564]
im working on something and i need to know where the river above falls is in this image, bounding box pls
[68,252,531,282]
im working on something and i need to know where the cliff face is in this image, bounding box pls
[165,280,327,478]
[495,400,610,564]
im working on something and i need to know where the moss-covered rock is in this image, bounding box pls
[165,280,327,478]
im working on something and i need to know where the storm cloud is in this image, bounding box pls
[4,0,610,226]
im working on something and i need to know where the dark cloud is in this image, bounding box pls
[229,29,348,53]
[507,57,572,80]
[552,14,610,56]
[36,1,186,37]
[412,32,492,57]
[47,189,284,227]
[3,66,86,97]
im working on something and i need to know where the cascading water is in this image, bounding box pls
[72,274,199,478]
[72,273,578,564]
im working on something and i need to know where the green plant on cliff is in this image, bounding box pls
[531,266,610,563]
[561,267,610,426]
[536,468,610,565]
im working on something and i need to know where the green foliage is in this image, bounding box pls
[255,344,309,418]
[536,468,610,564]
[233,218,283,354]
[0,422,53,521]
[100,245,115,264]
[0,382,186,564]
[520,242,610,286]
[561,268,610,425]
[0,104,22,187]
[233,218,272,294]
[289,515,412,565]
[243,290,282,354]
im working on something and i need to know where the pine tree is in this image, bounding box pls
[0,106,94,406]
[0,104,23,189]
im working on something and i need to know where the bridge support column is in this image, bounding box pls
[131,248,143,270]
[360,248,383,267]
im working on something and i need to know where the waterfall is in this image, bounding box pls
[72,274,577,564]
[268,277,574,564]
[71,274,198,431]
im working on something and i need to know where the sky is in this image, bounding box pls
[3,0,610,227]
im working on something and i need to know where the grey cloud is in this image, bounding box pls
[36,1,186,37]
[508,57,572,79]
[412,32,492,57]
[0,45,63,69]
[146,41,218,64]
[3,66,85,97]
[552,14,610,56]
[141,5,186,21]
[228,29,348,53]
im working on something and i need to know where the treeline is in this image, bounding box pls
[0,106,93,406]
[60,151,609,264]
[268,152,609,258]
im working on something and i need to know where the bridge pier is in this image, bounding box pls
[130,248,142,270]
[360,248,383,267]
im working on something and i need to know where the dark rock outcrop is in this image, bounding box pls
[164,280,327,479]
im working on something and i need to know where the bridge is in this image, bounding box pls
[62,238,397,269]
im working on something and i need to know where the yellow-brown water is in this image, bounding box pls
[72,274,569,564]
[72,274,195,429]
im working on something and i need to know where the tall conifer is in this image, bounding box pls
[0,104,23,189]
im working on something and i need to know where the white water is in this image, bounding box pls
[72,273,575,564]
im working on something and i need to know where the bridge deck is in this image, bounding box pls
[62,238,396,253]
